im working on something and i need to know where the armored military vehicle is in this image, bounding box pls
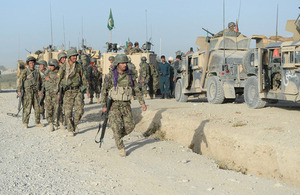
[244,41,300,108]
[175,35,253,103]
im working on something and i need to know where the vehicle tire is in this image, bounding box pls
[242,49,255,72]
[206,76,225,104]
[244,76,266,109]
[175,79,188,102]
[266,99,278,104]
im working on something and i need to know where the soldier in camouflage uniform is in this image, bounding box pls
[127,56,138,79]
[213,22,241,38]
[56,48,89,137]
[101,54,147,157]
[17,56,44,128]
[86,58,101,104]
[149,63,159,98]
[38,60,47,119]
[124,42,133,55]
[44,59,63,131]
[58,51,67,69]
[138,56,150,98]
[131,42,143,54]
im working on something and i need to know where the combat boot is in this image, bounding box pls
[59,124,65,131]
[36,123,45,127]
[119,148,126,157]
[166,94,171,99]
[67,131,74,137]
[74,126,79,133]
[23,123,28,129]
[49,123,54,132]
[89,98,93,104]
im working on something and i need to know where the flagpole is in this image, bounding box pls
[110,30,112,43]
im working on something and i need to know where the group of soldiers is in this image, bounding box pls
[16,48,158,157]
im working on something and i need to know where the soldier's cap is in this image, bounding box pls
[176,55,182,60]
[161,55,165,59]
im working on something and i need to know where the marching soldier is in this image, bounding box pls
[86,58,101,104]
[56,48,89,137]
[44,59,63,131]
[17,56,44,128]
[138,56,150,98]
[101,54,147,157]
[58,51,67,68]
[38,60,47,119]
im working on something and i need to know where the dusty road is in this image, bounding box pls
[0,92,300,194]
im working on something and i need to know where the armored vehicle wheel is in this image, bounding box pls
[206,76,224,104]
[175,79,188,102]
[244,76,266,109]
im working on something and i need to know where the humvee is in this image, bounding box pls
[175,35,253,103]
[244,41,300,108]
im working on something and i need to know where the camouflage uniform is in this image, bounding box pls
[18,66,42,126]
[138,60,150,97]
[131,47,142,54]
[39,66,47,119]
[57,49,88,135]
[213,22,241,38]
[44,66,62,126]
[86,60,101,103]
[149,63,159,97]
[101,54,145,153]
[124,42,133,55]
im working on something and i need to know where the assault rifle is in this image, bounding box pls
[56,86,64,127]
[95,96,113,148]
[7,88,23,117]
[202,28,215,37]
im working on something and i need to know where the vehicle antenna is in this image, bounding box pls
[275,4,279,42]
[18,33,20,59]
[223,0,226,64]
[50,1,53,46]
[237,0,241,23]
[81,16,84,49]
[145,9,148,42]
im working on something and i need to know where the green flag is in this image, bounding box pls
[107,9,114,31]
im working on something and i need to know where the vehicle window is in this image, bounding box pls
[290,52,294,63]
[295,51,300,63]
[193,57,198,66]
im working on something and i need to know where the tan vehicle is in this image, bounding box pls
[175,35,253,103]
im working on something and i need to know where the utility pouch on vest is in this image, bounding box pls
[109,86,132,101]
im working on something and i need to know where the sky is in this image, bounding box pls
[0,0,299,68]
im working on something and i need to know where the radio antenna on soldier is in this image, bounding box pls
[49,1,53,46]
[63,16,66,50]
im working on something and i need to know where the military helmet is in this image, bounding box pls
[91,58,97,63]
[58,51,67,61]
[228,22,236,28]
[67,48,79,58]
[108,56,115,61]
[114,54,128,65]
[26,56,36,64]
[48,59,59,68]
[141,56,147,62]
[128,42,133,47]
[38,60,47,66]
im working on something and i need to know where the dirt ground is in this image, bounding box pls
[0,92,300,194]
